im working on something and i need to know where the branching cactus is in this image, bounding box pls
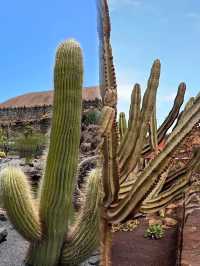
[99,0,200,224]
[0,40,102,266]
[98,1,200,265]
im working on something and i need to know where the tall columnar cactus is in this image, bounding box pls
[0,40,102,266]
[98,2,200,265]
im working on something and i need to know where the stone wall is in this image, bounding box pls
[0,98,102,125]
[0,98,102,136]
[0,105,52,124]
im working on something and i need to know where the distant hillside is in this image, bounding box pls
[0,86,100,108]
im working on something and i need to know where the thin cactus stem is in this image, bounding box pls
[118,112,127,140]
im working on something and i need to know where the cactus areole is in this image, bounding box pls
[0,40,102,266]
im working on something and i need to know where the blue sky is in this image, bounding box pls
[109,0,200,124]
[0,0,98,103]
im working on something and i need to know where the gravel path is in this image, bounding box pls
[0,219,28,266]
[0,218,99,266]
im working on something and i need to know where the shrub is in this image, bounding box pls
[144,224,164,239]
[82,110,101,125]
[14,132,47,163]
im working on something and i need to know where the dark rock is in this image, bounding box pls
[0,211,7,222]
[81,143,92,153]
[88,255,100,265]
[0,227,8,243]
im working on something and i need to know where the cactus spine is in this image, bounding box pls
[0,40,102,266]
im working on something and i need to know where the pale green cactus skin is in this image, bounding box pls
[0,40,102,266]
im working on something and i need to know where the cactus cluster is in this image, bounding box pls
[99,0,200,224]
[0,40,102,266]
[98,1,200,264]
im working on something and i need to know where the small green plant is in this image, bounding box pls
[82,110,101,125]
[144,224,164,239]
[14,131,46,163]
[0,128,9,155]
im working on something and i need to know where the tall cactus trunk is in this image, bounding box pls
[100,217,112,266]
[26,239,63,266]
[26,40,83,266]
[0,39,102,266]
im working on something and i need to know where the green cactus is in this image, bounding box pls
[142,82,186,155]
[118,112,127,140]
[0,39,102,266]
[98,0,200,265]
[99,0,200,225]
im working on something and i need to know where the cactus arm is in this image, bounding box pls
[162,148,199,191]
[102,121,119,207]
[0,167,41,241]
[119,60,161,181]
[99,106,115,137]
[118,112,127,140]
[106,94,200,223]
[140,152,200,212]
[165,93,200,146]
[117,84,141,159]
[157,82,186,140]
[140,177,188,213]
[142,149,200,213]
[98,106,119,206]
[173,97,195,130]
[149,105,158,152]
[143,170,169,202]
[142,83,186,155]
[98,0,117,106]
[162,166,187,190]
[98,0,117,108]
[60,168,102,266]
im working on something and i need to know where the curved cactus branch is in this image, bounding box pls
[157,82,186,140]
[140,176,189,213]
[117,83,141,160]
[60,168,102,266]
[142,82,186,155]
[0,167,41,241]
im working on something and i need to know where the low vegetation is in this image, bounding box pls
[82,110,101,125]
[144,224,165,240]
